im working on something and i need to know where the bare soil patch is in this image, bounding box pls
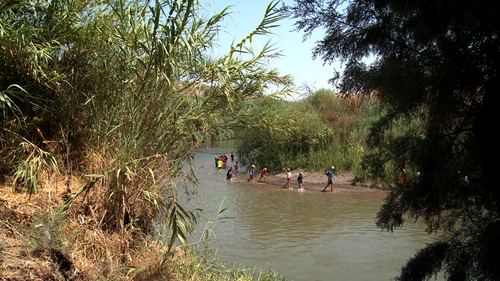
[257,170,387,193]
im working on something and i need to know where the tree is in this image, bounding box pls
[285,0,500,280]
[1,0,293,254]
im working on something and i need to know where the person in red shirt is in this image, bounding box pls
[258,167,267,182]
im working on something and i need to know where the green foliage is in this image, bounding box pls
[172,250,289,281]
[0,0,293,261]
[286,0,500,279]
[395,241,450,281]
[394,213,500,281]
[12,148,55,195]
[235,89,381,174]
[235,97,323,171]
[0,128,59,195]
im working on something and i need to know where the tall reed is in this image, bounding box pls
[1,0,294,278]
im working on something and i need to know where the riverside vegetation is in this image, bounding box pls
[233,88,408,186]
[0,0,293,279]
[285,0,500,280]
[0,0,419,278]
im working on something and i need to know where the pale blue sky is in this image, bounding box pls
[203,0,341,99]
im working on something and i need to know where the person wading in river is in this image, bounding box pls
[258,167,267,182]
[322,166,335,192]
[297,172,303,190]
[233,161,240,177]
[247,165,255,181]
[217,158,223,171]
[283,168,291,189]
[227,167,233,181]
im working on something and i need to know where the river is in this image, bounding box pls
[180,141,438,281]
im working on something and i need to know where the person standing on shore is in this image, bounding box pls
[397,169,406,188]
[322,166,335,192]
[247,165,255,181]
[297,172,303,190]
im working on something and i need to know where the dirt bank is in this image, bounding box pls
[248,169,387,193]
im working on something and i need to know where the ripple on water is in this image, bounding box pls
[181,143,441,281]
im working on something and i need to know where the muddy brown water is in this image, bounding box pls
[180,141,441,281]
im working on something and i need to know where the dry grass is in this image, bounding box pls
[0,174,188,281]
[0,179,69,280]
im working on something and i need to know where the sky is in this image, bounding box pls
[203,0,342,99]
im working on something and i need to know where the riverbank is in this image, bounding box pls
[244,169,387,193]
[0,177,286,281]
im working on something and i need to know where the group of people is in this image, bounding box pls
[224,160,472,192]
[215,152,239,181]
[223,159,339,192]
[226,164,240,181]
[246,165,336,192]
[215,153,234,170]
[281,166,335,192]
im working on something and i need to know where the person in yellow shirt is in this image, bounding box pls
[217,158,223,170]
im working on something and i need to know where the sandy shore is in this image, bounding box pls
[245,169,387,193]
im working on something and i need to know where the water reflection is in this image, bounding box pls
[183,141,439,281]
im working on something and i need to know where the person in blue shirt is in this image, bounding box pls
[247,165,255,181]
[322,166,335,192]
[297,172,304,189]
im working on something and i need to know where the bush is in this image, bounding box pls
[235,89,408,185]
[235,98,329,172]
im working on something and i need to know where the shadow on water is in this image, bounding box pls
[180,141,442,281]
